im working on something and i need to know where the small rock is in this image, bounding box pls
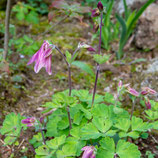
[114,0,146,14]
[134,3,158,50]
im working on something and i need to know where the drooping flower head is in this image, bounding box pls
[127,87,139,97]
[81,146,96,158]
[78,43,96,52]
[141,87,157,95]
[27,40,54,75]
[21,117,36,127]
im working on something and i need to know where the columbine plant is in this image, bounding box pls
[0,2,158,158]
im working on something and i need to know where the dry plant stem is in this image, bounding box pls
[18,139,25,149]
[91,12,103,108]
[54,46,72,130]
[130,99,135,120]
[39,15,68,37]
[0,139,10,149]
[41,108,57,118]
[3,0,12,60]
[150,134,158,144]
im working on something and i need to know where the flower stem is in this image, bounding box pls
[68,65,72,96]
[91,64,100,108]
[130,98,136,120]
[91,12,103,109]
[71,47,80,61]
[54,46,72,130]
[39,128,46,145]
[67,64,72,130]
[54,46,69,66]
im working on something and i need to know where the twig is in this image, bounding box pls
[18,139,25,149]
[0,139,11,149]
[38,15,68,37]
[3,0,12,61]
[150,134,158,144]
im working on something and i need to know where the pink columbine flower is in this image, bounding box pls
[27,40,53,75]
[21,117,36,127]
[81,146,96,158]
[145,99,151,109]
[97,1,103,11]
[141,87,156,95]
[78,43,96,52]
[127,87,139,97]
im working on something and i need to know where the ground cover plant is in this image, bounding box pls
[1,1,158,158]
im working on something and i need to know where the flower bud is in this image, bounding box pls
[78,43,96,52]
[81,146,96,158]
[145,100,151,109]
[97,1,103,11]
[141,87,156,95]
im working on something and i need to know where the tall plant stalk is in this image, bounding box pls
[91,12,103,109]
[54,46,72,130]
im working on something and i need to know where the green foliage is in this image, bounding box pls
[101,0,119,50]
[29,133,43,148]
[0,113,26,145]
[27,0,48,15]
[72,61,95,77]
[145,101,158,121]
[14,35,40,55]
[145,151,155,158]
[46,135,66,150]
[12,2,39,24]
[93,54,110,64]
[1,89,157,157]
[65,50,72,64]
[97,137,141,158]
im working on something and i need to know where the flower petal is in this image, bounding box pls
[45,55,52,75]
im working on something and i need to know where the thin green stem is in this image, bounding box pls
[130,98,136,120]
